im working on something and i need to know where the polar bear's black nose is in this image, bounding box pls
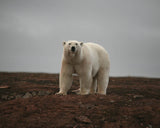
[71,46,76,52]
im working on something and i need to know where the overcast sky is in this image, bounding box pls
[0,0,160,77]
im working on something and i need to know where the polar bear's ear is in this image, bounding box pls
[63,42,66,46]
[80,42,83,46]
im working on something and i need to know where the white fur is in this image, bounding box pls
[56,40,110,95]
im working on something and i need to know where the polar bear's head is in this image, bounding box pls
[63,40,83,57]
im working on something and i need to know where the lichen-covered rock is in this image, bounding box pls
[1,95,8,100]
[32,91,37,96]
[16,94,23,99]
[8,96,15,100]
[23,92,32,98]
[38,90,46,96]
[133,95,144,99]
[46,91,52,95]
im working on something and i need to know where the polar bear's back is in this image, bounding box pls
[84,42,110,68]
[85,42,109,58]
[85,43,107,53]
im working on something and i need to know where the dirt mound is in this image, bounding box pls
[0,73,160,128]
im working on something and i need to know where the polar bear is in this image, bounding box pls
[56,40,110,95]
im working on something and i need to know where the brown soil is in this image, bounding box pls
[0,72,160,128]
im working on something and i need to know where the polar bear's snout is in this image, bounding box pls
[71,46,76,52]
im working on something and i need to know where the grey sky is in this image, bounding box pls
[0,0,160,77]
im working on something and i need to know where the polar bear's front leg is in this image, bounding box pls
[56,62,73,95]
[79,75,92,95]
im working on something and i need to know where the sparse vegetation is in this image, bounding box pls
[0,73,160,128]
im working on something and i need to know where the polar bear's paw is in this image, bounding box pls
[55,92,67,95]
[72,88,80,95]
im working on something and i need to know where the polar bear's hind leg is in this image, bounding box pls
[90,77,97,94]
[97,69,109,95]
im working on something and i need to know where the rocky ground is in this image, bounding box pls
[0,72,160,128]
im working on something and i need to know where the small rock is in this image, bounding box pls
[74,124,93,128]
[0,85,10,89]
[148,124,152,128]
[99,96,104,100]
[32,91,37,96]
[75,116,92,124]
[140,123,143,126]
[110,100,115,103]
[38,90,46,96]
[23,92,32,99]
[16,94,23,99]
[11,92,17,96]
[73,124,79,128]
[85,104,94,109]
[46,91,52,95]
[128,99,132,102]
[8,95,15,100]
[1,95,8,100]
[133,95,144,99]
[123,115,128,120]
[78,102,82,105]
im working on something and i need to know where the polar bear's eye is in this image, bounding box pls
[75,43,78,45]
[69,43,71,45]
